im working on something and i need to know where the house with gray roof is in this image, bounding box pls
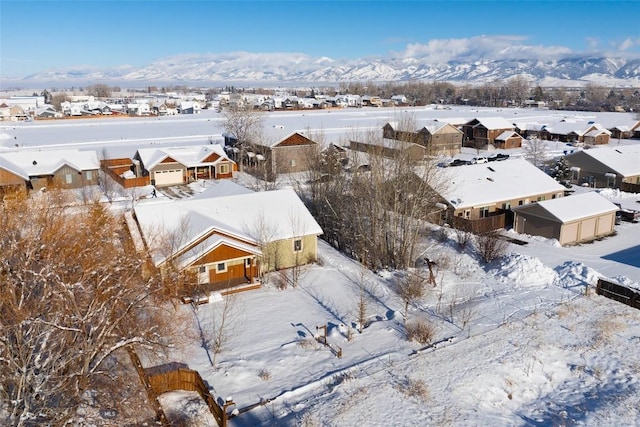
[564,145,640,190]
[0,149,99,192]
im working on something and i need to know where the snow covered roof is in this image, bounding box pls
[495,130,521,140]
[190,180,254,200]
[439,158,566,210]
[134,188,323,266]
[584,128,612,137]
[0,149,99,176]
[468,117,515,130]
[544,121,603,136]
[567,145,640,177]
[136,144,233,170]
[513,191,618,223]
[258,127,316,148]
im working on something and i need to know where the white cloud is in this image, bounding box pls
[615,37,638,52]
[392,35,574,63]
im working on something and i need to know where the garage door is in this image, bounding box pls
[579,218,597,241]
[560,222,578,245]
[596,214,613,236]
[154,169,183,186]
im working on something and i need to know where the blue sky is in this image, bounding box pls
[2,1,640,78]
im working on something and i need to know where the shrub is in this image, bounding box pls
[405,317,435,344]
[397,377,430,401]
[476,230,509,263]
[257,369,271,381]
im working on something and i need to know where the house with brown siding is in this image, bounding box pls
[0,149,99,191]
[349,138,427,162]
[133,187,323,294]
[242,128,319,177]
[382,120,463,156]
[461,117,517,149]
[432,158,566,232]
[540,122,611,144]
[133,145,237,187]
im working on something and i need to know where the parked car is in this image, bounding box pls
[472,157,488,164]
[449,159,470,167]
[614,203,640,223]
[488,153,510,162]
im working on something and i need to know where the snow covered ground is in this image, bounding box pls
[139,210,640,426]
[4,106,640,425]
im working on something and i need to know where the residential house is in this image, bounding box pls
[0,149,99,192]
[461,117,518,148]
[226,126,319,177]
[607,120,640,140]
[564,145,640,190]
[349,138,427,162]
[390,95,409,105]
[0,104,29,121]
[133,145,237,187]
[127,103,151,116]
[34,105,62,119]
[132,188,323,293]
[435,158,566,232]
[540,121,610,144]
[361,96,382,107]
[383,120,463,156]
[512,192,618,246]
[177,101,201,114]
[493,131,523,149]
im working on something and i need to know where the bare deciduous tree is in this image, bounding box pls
[523,136,549,168]
[222,105,264,172]
[396,271,428,321]
[0,193,171,426]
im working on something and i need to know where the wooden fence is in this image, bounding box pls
[620,182,640,194]
[451,213,506,234]
[100,159,150,189]
[596,278,640,310]
[146,367,231,427]
[126,347,170,426]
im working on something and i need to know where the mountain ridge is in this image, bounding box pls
[12,52,640,86]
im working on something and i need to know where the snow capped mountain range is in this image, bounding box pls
[14,52,640,87]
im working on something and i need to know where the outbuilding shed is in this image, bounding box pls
[512,191,618,246]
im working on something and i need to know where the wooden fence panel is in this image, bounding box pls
[146,367,225,427]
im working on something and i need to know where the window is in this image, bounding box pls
[290,159,296,167]
[479,206,489,218]
[537,196,545,202]
[502,202,511,210]
[216,262,226,273]
[65,174,73,184]
[86,170,93,180]
[245,258,252,267]
[219,164,229,174]
[293,239,302,252]
[198,266,207,274]
[518,200,524,206]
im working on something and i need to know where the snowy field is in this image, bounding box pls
[3,106,640,425]
[141,216,640,426]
